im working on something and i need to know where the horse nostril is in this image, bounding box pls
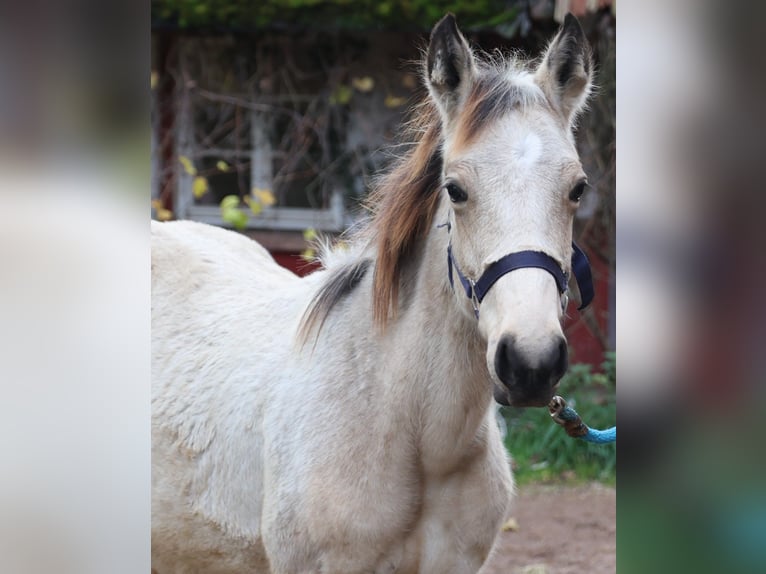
[494,334,520,386]
[549,337,569,381]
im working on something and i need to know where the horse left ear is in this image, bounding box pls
[535,14,593,127]
[426,13,477,128]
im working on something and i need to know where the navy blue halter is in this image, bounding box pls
[446,237,594,318]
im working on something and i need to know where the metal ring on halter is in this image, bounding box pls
[469,279,480,317]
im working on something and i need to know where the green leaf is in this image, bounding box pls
[220,195,248,229]
[221,207,248,230]
[329,84,353,105]
[220,195,240,210]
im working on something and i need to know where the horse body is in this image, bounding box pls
[152,14,593,574]
[152,211,511,573]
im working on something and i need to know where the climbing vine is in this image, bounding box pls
[152,0,522,34]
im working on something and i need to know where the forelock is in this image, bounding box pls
[452,59,546,150]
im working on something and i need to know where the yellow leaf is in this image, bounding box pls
[216,160,230,172]
[401,73,417,89]
[251,187,277,207]
[384,94,407,108]
[151,199,173,221]
[252,187,276,207]
[178,155,197,176]
[351,76,375,93]
[156,208,173,221]
[301,248,316,262]
[192,176,209,199]
[151,71,159,90]
[303,228,317,242]
[501,517,519,532]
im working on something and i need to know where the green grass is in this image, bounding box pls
[500,352,616,485]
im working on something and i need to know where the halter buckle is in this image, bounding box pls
[469,279,480,318]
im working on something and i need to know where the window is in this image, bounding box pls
[170,34,414,232]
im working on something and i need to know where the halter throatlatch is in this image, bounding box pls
[446,233,594,318]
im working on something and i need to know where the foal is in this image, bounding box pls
[151,13,592,574]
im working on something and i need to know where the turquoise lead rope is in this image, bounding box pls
[548,395,616,444]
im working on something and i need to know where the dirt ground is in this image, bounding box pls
[480,483,616,574]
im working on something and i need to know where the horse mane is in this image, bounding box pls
[298,96,443,340]
[300,54,545,340]
[367,99,444,326]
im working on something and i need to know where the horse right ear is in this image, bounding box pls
[425,14,476,128]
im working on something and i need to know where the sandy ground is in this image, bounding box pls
[480,483,616,574]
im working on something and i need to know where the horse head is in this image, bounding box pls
[426,14,593,406]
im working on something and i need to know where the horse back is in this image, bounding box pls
[151,219,296,293]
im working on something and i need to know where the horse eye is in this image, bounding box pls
[446,182,468,203]
[569,181,587,202]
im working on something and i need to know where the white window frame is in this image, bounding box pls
[173,69,346,233]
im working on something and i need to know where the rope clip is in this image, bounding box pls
[547,394,616,444]
[548,395,568,425]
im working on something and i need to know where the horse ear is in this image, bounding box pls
[535,13,593,127]
[426,14,476,127]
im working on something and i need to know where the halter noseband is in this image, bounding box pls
[445,229,594,318]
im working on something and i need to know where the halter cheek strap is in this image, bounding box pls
[447,241,594,318]
[570,241,595,310]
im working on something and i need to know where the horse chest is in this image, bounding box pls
[386,463,512,574]
[264,433,510,574]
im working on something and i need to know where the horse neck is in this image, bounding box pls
[381,200,496,470]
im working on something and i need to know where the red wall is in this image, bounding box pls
[271,252,321,276]
[562,251,611,368]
